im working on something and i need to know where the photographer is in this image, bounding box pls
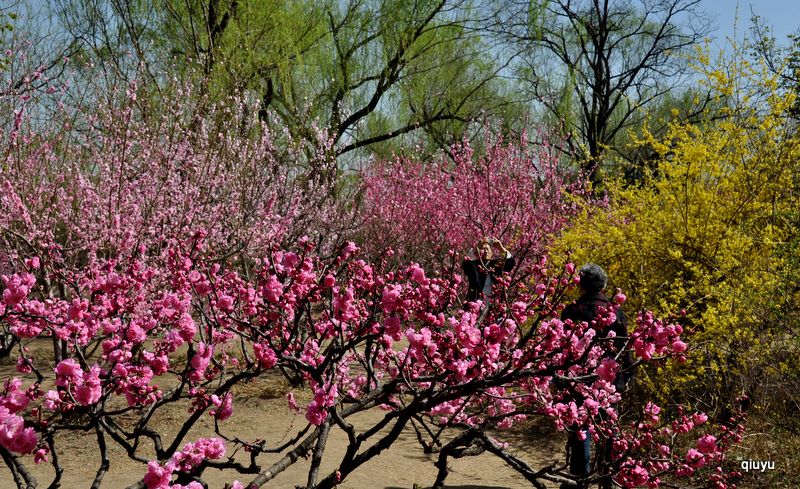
[462,237,515,304]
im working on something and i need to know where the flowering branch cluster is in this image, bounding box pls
[0,234,741,488]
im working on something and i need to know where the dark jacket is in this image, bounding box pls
[462,253,516,302]
[561,292,633,386]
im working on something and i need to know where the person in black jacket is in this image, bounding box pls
[560,263,633,489]
[462,237,515,304]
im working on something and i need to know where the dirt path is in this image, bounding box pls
[1,391,565,488]
[0,340,565,488]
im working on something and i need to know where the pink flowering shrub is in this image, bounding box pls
[0,60,345,282]
[360,133,585,269]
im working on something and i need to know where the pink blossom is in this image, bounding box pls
[143,460,172,489]
[686,448,706,468]
[333,287,356,321]
[147,353,170,375]
[697,434,718,454]
[253,343,278,369]
[211,392,233,421]
[263,275,283,303]
[0,407,37,454]
[384,316,402,341]
[596,357,618,383]
[34,447,49,464]
[176,313,197,342]
[340,241,358,259]
[172,437,226,472]
[43,390,61,411]
[189,343,213,382]
[305,400,327,425]
[408,263,428,284]
[188,270,202,283]
[672,340,687,353]
[15,357,31,374]
[217,295,234,312]
[306,384,337,425]
[54,359,83,386]
[620,465,649,487]
[634,339,656,360]
[2,273,36,306]
[125,321,147,344]
[287,392,300,412]
[381,285,402,313]
[172,483,204,489]
[74,384,101,406]
[1,378,29,412]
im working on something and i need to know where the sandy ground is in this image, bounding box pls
[1,349,566,489]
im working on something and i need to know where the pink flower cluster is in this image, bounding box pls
[144,438,227,489]
[0,407,36,454]
[306,384,338,425]
[606,404,744,487]
[0,379,37,454]
[49,359,103,406]
[631,311,686,361]
[2,273,35,308]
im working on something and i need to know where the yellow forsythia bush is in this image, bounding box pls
[553,50,800,411]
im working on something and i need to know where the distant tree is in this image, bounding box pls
[0,2,77,100]
[50,0,524,164]
[616,85,722,185]
[496,0,710,186]
[749,12,800,119]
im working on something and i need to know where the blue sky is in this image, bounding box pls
[16,0,800,56]
[700,0,798,48]
[19,0,799,41]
